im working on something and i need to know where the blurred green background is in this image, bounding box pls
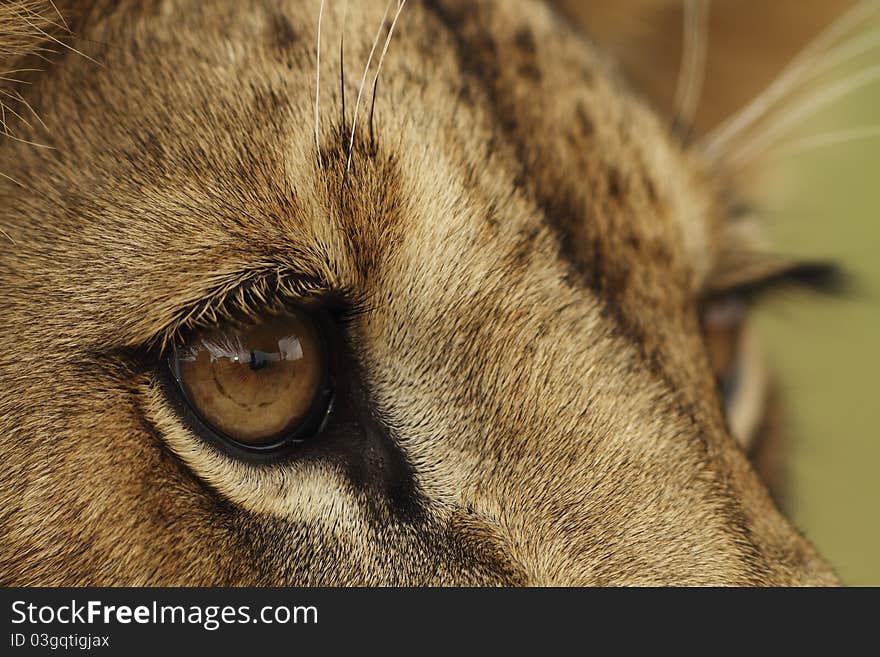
[752,58,880,585]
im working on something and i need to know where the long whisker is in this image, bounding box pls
[314,0,326,168]
[0,170,26,188]
[760,125,880,163]
[0,89,32,128]
[727,62,880,168]
[0,88,53,149]
[0,130,52,149]
[369,0,407,149]
[19,92,46,131]
[701,0,880,161]
[46,0,69,32]
[369,76,379,148]
[4,1,68,37]
[14,7,98,65]
[346,0,394,175]
[339,0,350,132]
[808,28,880,81]
[673,0,710,136]
[719,26,880,163]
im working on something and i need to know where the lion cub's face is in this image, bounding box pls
[0,0,838,585]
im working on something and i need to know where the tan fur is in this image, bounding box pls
[0,0,842,585]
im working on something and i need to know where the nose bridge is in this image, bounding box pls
[364,178,837,583]
[463,364,739,584]
[452,315,837,586]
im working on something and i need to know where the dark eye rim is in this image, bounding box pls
[162,311,336,464]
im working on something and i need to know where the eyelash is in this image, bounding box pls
[704,260,844,304]
[151,277,360,358]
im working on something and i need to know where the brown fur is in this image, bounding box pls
[0,0,842,585]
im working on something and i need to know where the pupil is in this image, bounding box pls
[249,350,268,371]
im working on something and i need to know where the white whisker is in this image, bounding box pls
[7,87,48,131]
[368,1,407,142]
[701,0,880,161]
[0,130,53,149]
[15,7,99,66]
[764,125,880,162]
[346,0,394,175]
[727,62,880,168]
[47,0,69,32]
[0,90,32,130]
[339,0,350,124]
[809,28,880,81]
[0,170,25,188]
[314,0,326,168]
[0,92,51,148]
[673,0,710,132]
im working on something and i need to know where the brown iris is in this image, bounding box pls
[171,314,327,447]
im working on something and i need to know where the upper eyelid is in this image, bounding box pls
[150,270,336,355]
[702,258,844,302]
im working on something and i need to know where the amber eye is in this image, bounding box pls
[169,313,331,452]
[701,295,770,449]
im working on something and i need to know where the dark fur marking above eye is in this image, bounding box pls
[518,61,542,82]
[607,168,623,201]
[422,0,604,293]
[514,27,537,54]
[269,13,299,52]
[575,102,595,137]
[641,172,659,204]
[513,27,541,81]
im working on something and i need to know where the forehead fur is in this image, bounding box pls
[3,0,715,345]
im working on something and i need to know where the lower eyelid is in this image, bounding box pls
[725,325,769,451]
[136,373,355,521]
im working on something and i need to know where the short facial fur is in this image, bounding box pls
[0,0,841,585]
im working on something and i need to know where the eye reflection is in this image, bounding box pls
[171,314,327,448]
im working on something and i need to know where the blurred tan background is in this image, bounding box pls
[554,0,879,585]
[715,4,880,588]
[756,81,880,586]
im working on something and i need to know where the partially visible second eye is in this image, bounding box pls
[168,312,332,455]
[701,295,768,449]
[702,295,746,395]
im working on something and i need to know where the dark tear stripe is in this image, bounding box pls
[421,1,766,570]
